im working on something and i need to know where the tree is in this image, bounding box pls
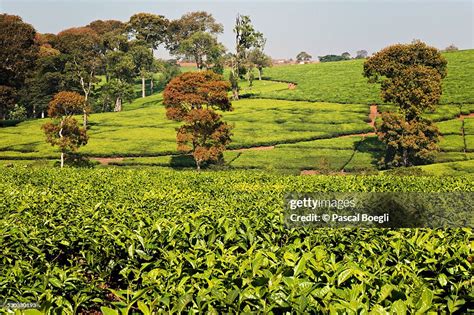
[20,52,71,118]
[341,52,351,60]
[129,43,155,98]
[231,14,265,99]
[105,50,136,111]
[364,41,447,167]
[377,112,440,167]
[318,55,347,62]
[0,14,38,88]
[127,13,169,53]
[98,79,134,112]
[364,42,447,120]
[355,50,368,59]
[42,91,88,167]
[163,71,232,120]
[177,109,232,170]
[247,49,272,80]
[57,27,101,128]
[163,71,232,170]
[444,44,459,52]
[177,31,225,71]
[0,14,38,119]
[0,86,17,120]
[166,11,223,54]
[296,51,312,63]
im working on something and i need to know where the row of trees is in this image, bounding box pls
[1,12,272,123]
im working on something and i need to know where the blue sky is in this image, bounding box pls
[1,0,472,59]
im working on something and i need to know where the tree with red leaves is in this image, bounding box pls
[164,71,233,170]
[42,91,88,168]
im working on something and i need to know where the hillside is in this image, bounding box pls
[261,50,474,104]
[1,51,474,174]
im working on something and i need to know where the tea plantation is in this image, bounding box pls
[1,168,473,314]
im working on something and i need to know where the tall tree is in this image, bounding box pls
[364,41,447,167]
[178,31,225,71]
[57,27,101,128]
[231,14,265,99]
[0,14,38,88]
[0,14,38,119]
[163,71,232,170]
[127,13,169,53]
[129,43,155,98]
[166,11,223,54]
[42,91,88,167]
[104,50,136,111]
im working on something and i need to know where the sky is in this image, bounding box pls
[1,0,473,59]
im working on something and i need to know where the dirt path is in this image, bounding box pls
[91,157,124,165]
[232,145,275,152]
[458,112,474,120]
[369,104,378,128]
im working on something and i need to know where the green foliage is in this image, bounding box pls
[0,168,472,313]
[318,54,350,62]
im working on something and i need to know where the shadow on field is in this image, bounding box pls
[170,154,196,168]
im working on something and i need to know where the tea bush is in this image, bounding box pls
[1,168,472,314]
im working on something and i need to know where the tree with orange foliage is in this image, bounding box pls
[164,71,233,170]
[42,91,88,168]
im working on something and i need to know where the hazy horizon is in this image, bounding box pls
[1,0,473,59]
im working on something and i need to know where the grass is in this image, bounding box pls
[261,50,474,104]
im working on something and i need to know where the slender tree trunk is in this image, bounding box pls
[258,68,262,80]
[141,76,146,98]
[114,97,122,112]
[83,110,87,129]
[33,104,36,118]
[196,159,201,171]
[59,120,64,168]
[41,111,45,119]
[83,92,89,129]
[150,78,153,95]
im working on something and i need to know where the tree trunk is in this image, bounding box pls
[41,111,45,119]
[59,120,64,168]
[141,76,146,98]
[150,78,153,95]
[258,68,262,80]
[403,148,408,167]
[33,103,36,118]
[232,88,239,100]
[114,97,122,112]
[83,109,87,129]
[196,159,201,171]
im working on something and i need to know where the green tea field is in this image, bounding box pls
[1,168,472,313]
[2,50,473,175]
